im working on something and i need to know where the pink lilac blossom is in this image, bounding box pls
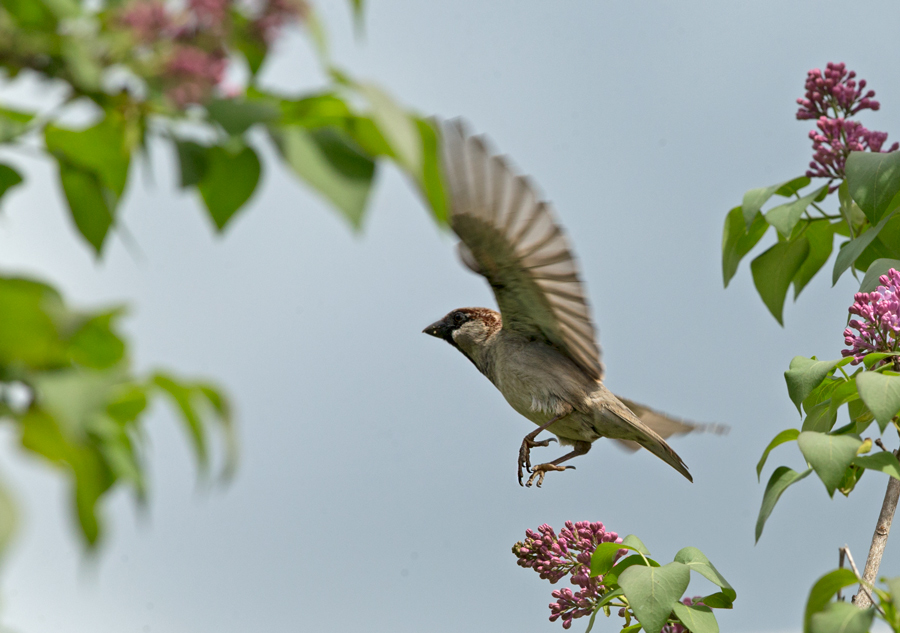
[118,0,172,42]
[512,521,626,630]
[842,268,900,364]
[796,63,897,183]
[252,0,308,44]
[188,0,230,30]
[164,45,228,107]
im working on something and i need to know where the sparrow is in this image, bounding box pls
[423,120,724,487]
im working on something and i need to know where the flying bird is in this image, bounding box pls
[423,120,723,487]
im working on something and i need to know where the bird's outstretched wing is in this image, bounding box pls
[439,119,604,381]
[612,396,730,452]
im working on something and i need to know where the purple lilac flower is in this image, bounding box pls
[252,0,308,44]
[843,268,900,364]
[795,63,898,184]
[512,521,626,630]
[164,45,228,107]
[118,0,172,42]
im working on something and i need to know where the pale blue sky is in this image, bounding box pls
[1,1,900,631]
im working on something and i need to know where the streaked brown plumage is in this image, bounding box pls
[423,120,724,487]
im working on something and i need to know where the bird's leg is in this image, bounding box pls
[526,441,592,488]
[518,407,572,486]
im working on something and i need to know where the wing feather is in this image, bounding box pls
[440,119,603,380]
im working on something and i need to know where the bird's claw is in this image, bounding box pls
[526,463,575,488]
[517,435,558,486]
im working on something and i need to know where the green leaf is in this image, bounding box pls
[699,592,734,609]
[67,310,126,369]
[756,466,812,542]
[619,562,690,633]
[152,374,208,471]
[672,603,719,633]
[797,432,863,496]
[722,206,769,286]
[45,114,131,197]
[584,588,626,633]
[57,165,115,254]
[0,476,17,562]
[845,150,900,224]
[0,276,68,368]
[207,99,279,136]
[809,602,875,633]
[357,83,421,174]
[803,568,860,633]
[793,221,835,298]
[856,371,900,432]
[271,125,375,229]
[784,357,849,413]
[417,118,448,225]
[741,176,809,226]
[802,400,839,433]
[859,258,900,292]
[765,186,828,238]
[854,451,900,481]
[591,541,627,577]
[673,547,736,601]
[0,0,57,29]
[603,554,659,586]
[751,237,810,324]
[621,534,651,555]
[197,383,237,480]
[174,141,207,188]
[833,210,898,285]
[197,145,261,231]
[0,163,23,206]
[757,429,800,480]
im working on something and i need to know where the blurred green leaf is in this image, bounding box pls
[0,476,17,562]
[152,373,208,471]
[67,310,126,369]
[0,163,23,206]
[174,141,208,188]
[756,466,812,542]
[0,276,67,368]
[46,114,131,197]
[207,99,279,136]
[784,357,849,413]
[854,451,900,481]
[672,603,718,633]
[856,371,900,432]
[271,125,375,229]
[357,82,421,174]
[793,221,835,298]
[797,431,862,497]
[757,429,799,480]
[198,145,261,231]
[0,0,57,29]
[751,237,810,324]
[846,150,900,224]
[417,118,448,225]
[809,601,874,633]
[765,186,827,238]
[859,258,900,292]
[803,568,861,633]
[722,207,769,286]
[673,547,735,601]
[57,164,115,254]
[741,176,809,227]
[619,562,690,633]
[833,210,897,285]
[197,383,237,480]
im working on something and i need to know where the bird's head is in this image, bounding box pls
[422,307,501,358]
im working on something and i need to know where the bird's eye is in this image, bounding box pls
[453,312,467,326]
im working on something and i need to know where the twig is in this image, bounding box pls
[842,546,885,614]
[853,451,900,609]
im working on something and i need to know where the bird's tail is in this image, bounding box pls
[597,394,694,482]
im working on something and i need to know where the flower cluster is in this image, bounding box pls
[512,521,625,630]
[843,268,900,364]
[116,0,307,107]
[795,63,897,182]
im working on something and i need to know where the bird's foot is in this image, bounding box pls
[517,436,557,485]
[525,463,574,488]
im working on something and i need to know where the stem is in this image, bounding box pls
[854,453,900,609]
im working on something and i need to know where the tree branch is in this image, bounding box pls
[853,457,900,609]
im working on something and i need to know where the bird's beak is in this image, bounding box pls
[423,318,451,339]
